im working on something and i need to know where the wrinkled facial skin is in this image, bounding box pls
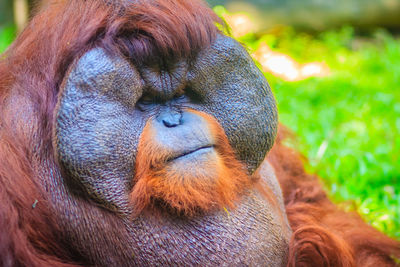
[50,35,290,266]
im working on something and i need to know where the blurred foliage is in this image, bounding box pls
[209,0,400,31]
[215,6,400,239]
[270,30,400,239]
[0,25,15,53]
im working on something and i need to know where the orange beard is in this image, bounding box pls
[130,110,252,217]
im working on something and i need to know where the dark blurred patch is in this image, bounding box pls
[0,0,14,26]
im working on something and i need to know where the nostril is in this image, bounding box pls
[163,118,178,127]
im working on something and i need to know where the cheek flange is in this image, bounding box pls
[53,48,144,213]
[188,35,278,173]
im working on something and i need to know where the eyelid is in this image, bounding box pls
[142,97,153,103]
[138,93,154,104]
[175,94,185,100]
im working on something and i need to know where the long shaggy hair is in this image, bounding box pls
[0,0,219,265]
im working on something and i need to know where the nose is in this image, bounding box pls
[156,108,183,128]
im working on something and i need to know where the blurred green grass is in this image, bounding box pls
[233,23,400,238]
[0,25,15,53]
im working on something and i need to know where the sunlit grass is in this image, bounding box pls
[266,29,400,239]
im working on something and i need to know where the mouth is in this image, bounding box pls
[168,145,214,162]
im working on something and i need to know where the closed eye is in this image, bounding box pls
[138,93,155,104]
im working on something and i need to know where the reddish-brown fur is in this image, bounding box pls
[268,126,400,266]
[131,109,252,217]
[0,0,399,266]
[0,0,219,265]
